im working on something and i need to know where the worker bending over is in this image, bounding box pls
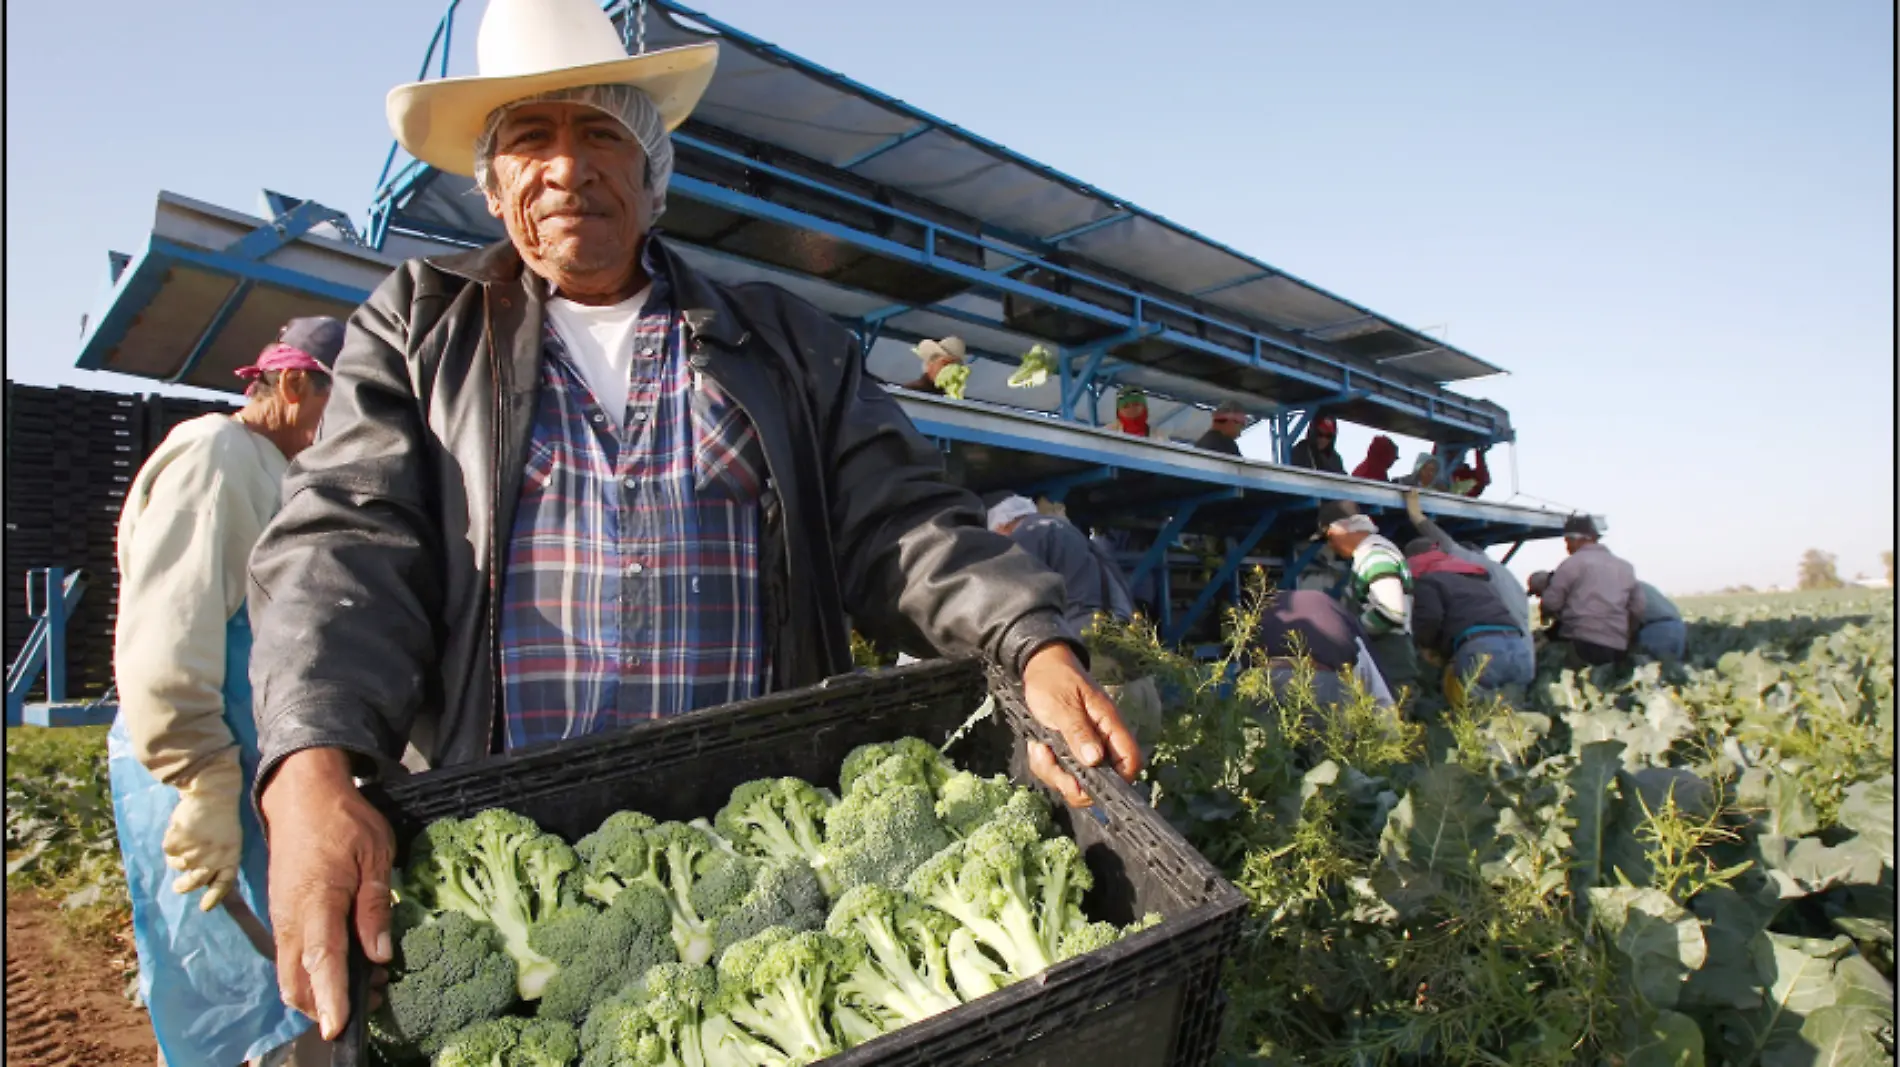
[246,0,1139,1038]
[1634,581,1686,662]
[1404,489,1534,670]
[988,495,1135,634]
[1255,589,1393,710]
[1316,501,1420,694]
[112,317,341,1067]
[1528,515,1645,668]
[1405,538,1533,700]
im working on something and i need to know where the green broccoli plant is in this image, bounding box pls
[403,809,580,1000]
[825,884,965,1030]
[435,1015,580,1067]
[933,770,1053,840]
[838,738,956,795]
[576,816,825,966]
[715,927,858,1063]
[376,911,519,1059]
[822,773,954,893]
[713,778,839,897]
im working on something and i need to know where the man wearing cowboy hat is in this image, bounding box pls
[245,0,1140,1039]
[903,335,967,395]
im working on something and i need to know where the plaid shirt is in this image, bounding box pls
[498,256,768,750]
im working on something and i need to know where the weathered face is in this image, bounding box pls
[1418,459,1440,484]
[276,370,332,458]
[483,102,651,302]
[1212,411,1245,438]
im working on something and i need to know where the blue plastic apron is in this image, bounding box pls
[109,609,310,1065]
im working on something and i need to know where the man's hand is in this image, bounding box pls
[162,751,245,911]
[1403,488,1425,526]
[1019,643,1142,808]
[259,748,396,1040]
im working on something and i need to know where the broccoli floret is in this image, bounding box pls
[576,818,763,966]
[934,771,1053,840]
[826,884,963,1030]
[822,781,954,892]
[837,738,953,796]
[376,912,518,1057]
[1056,911,1163,962]
[435,1016,580,1067]
[404,809,579,1000]
[530,886,676,1025]
[905,814,1093,979]
[715,927,855,1063]
[580,962,789,1067]
[713,778,839,896]
[711,857,829,958]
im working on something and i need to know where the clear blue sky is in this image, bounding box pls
[6,0,1893,593]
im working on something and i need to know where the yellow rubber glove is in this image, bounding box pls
[162,749,244,911]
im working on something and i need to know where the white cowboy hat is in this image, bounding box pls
[913,336,968,364]
[385,0,719,177]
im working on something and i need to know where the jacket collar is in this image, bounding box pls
[427,233,750,349]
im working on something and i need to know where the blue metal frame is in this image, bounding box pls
[6,569,92,727]
[1163,507,1284,645]
[1020,467,1118,502]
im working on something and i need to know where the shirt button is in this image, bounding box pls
[634,410,649,423]
[591,413,605,425]
[623,477,638,490]
[628,562,644,574]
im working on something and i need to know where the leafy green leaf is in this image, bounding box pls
[1713,934,1890,1067]
[1589,886,1708,1008]
[1738,767,1821,838]
[1837,776,1894,866]
[1767,1005,1893,1067]
[1684,882,1786,1010]
[1566,740,1626,895]
[1379,764,1498,878]
[1625,1008,1706,1067]
[1757,834,1886,895]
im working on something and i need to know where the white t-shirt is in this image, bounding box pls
[543,286,652,427]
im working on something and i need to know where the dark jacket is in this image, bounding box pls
[248,237,1075,787]
[1289,437,1346,475]
[1005,515,1135,633]
[1411,570,1521,658]
[1193,428,1242,456]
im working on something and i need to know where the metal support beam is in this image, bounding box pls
[1044,212,1132,244]
[1279,539,1329,590]
[1164,508,1284,645]
[1192,270,1275,297]
[1501,540,1525,565]
[838,122,936,169]
[1021,467,1118,502]
[169,280,254,384]
[1127,490,1241,591]
[6,568,87,727]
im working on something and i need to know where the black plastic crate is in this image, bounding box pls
[338,658,1244,1067]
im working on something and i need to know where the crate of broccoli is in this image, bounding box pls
[344,657,1244,1067]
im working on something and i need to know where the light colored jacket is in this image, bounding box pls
[1542,542,1645,652]
[114,415,286,787]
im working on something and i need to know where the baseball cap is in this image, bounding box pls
[277,316,346,367]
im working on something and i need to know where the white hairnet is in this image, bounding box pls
[473,83,674,220]
[987,495,1040,533]
[1327,514,1379,537]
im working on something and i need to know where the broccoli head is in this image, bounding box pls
[530,886,676,1025]
[826,884,964,1030]
[405,809,579,1000]
[905,813,1094,980]
[377,911,519,1057]
[711,857,829,958]
[434,1016,579,1067]
[713,777,839,896]
[715,927,856,1063]
[934,770,1053,840]
[822,781,954,893]
[837,738,953,796]
[1056,911,1163,962]
[576,818,769,966]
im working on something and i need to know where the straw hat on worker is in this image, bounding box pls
[385,0,719,178]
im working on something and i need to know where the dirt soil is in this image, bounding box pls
[5,891,154,1067]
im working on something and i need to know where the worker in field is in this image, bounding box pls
[987,495,1135,634]
[902,335,967,396]
[1193,399,1247,456]
[1633,581,1686,661]
[1403,538,1534,700]
[1394,452,1443,489]
[1288,415,1347,474]
[1316,500,1420,694]
[244,0,1141,1039]
[1115,387,1150,436]
[110,317,342,1067]
[1404,489,1535,670]
[1526,514,1646,668]
[1255,588,1394,711]
[1352,433,1400,481]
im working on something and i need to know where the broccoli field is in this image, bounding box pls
[6,588,1893,1066]
[1091,585,1896,1066]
